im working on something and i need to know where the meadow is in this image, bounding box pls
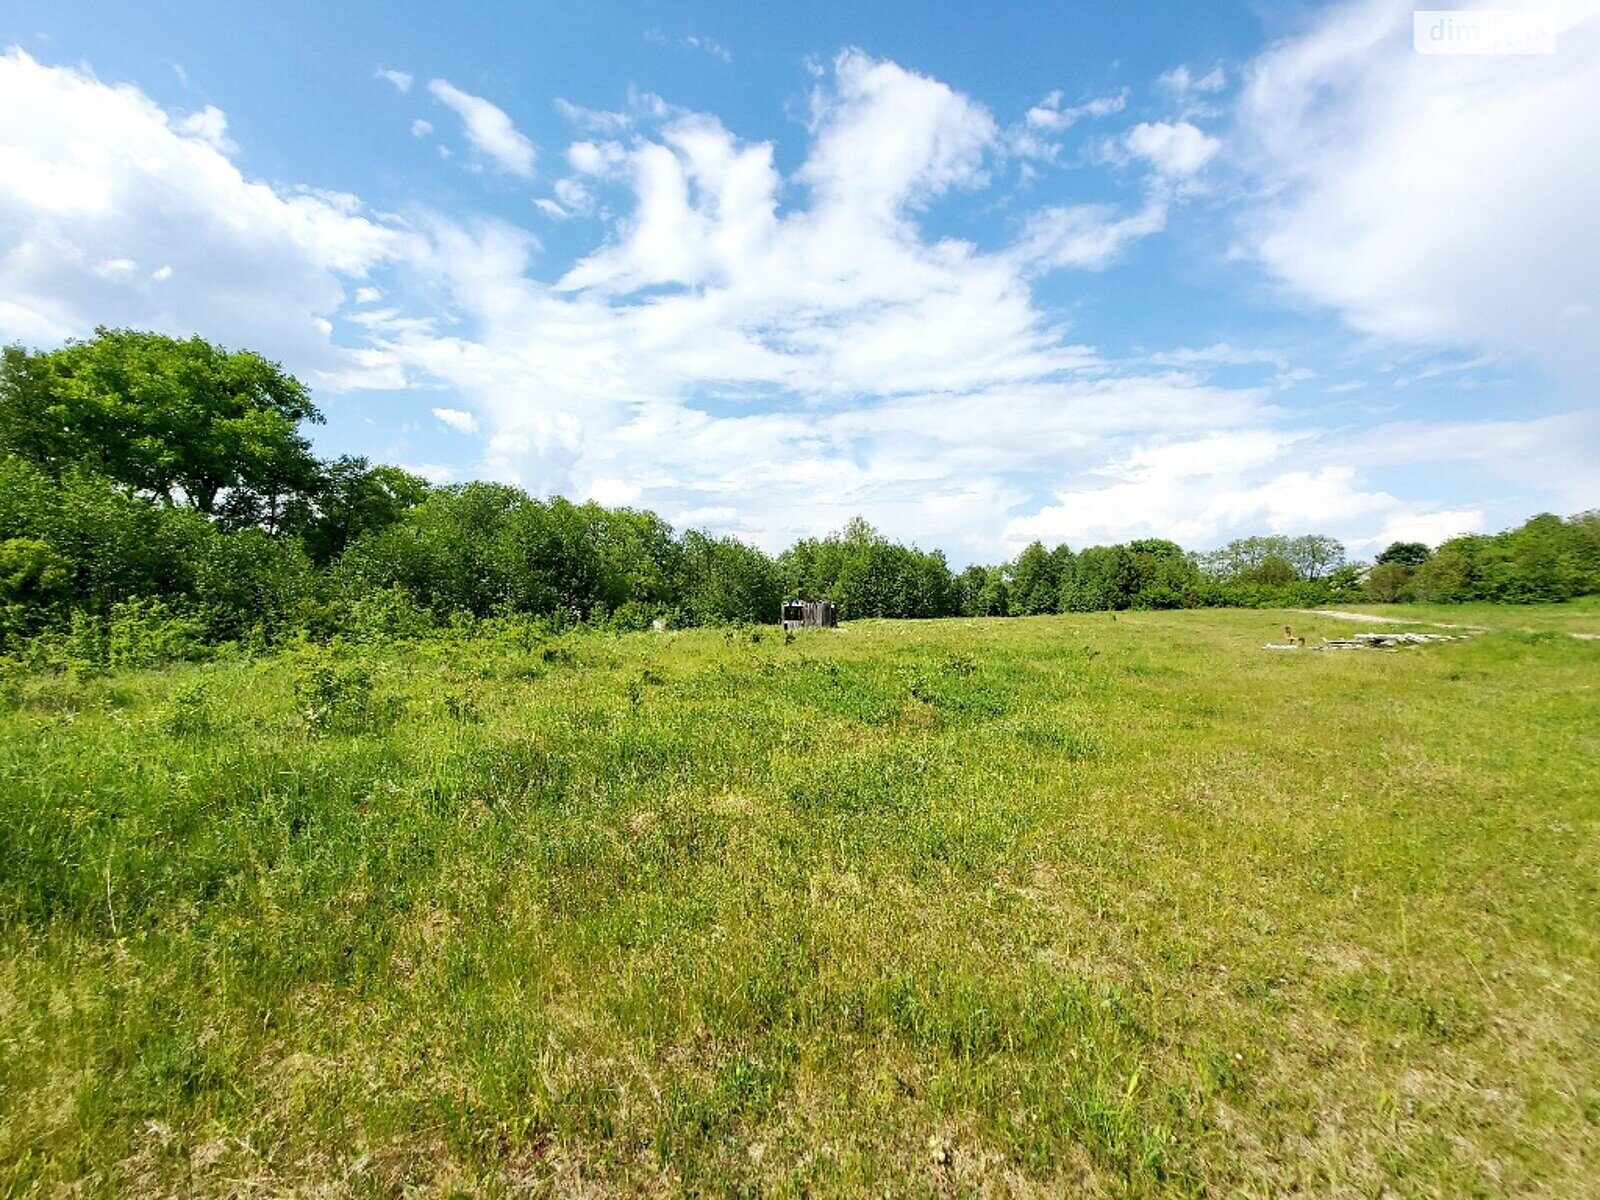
[2,606,1597,1197]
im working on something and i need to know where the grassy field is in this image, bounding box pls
[2,608,1597,1197]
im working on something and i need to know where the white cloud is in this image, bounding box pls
[1150,342,1285,368]
[1005,431,1429,551]
[401,461,456,485]
[431,406,480,435]
[1008,89,1128,162]
[585,477,642,506]
[427,78,536,176]
[567,139,626,175]
[1236,0,1600,381]
[410,118,433,138]
[799,50,996,221]
[567,141,605,174]
[645,30,733,63]
[1123,120,1220,178]
[680,35,732,63]
[377,67,413,93]
[4,42,1587,561]
[1158,65,1228,97]
[1023,88,1126,132]
[0,48,407,381]
[552,176,591,213]
[553,90,672,136]
[1370,508,1483,550]
[176,105,235,154]
[362,48,1573,557]
[533,197,568,219]
[1015,200,1167,270]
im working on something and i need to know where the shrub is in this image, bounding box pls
[106,598,209,668]
[291,643,374,733]
[158,679,217,738]
[341,584,435,644]
[64,610,110,677]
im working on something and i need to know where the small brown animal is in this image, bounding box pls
[1284,624,1306,648]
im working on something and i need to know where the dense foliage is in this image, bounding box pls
[2,330,1597,663]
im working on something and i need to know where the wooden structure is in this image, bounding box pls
[781,598,838,631]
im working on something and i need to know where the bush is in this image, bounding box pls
[158,679,217,738]
[107,599,209,669]
[291,643,375,733]
[341,584,435,644]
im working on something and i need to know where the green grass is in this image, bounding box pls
[2,608,1597,1196]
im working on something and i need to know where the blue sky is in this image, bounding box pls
[1,1,1595,563]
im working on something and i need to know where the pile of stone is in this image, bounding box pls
[1265,630,1470,651]
[1317,631,1466,650]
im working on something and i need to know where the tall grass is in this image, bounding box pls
[1,608,1596,1196]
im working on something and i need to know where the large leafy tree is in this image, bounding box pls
[0,328,322,518]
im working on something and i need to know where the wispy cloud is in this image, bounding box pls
[376,66,413,93]
[645,29,733,62]
[427,78,535,175]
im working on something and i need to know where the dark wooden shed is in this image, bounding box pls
[781,599,838,631]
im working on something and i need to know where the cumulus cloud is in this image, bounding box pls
[1235,0,1600,381]
[431,406,480,434]
[427,78,536,176]
[175,104,236,153]
[800,50,996,220]
[376,67,413,93]
[3,39,1587,559]
[1007,434,1449,552]
[0,48,406,382]
[1371,508,1484,549]
[1123,120,1221,178]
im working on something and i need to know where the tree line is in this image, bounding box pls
[2,330,1597,661]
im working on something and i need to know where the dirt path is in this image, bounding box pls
[1293,609,1488,631]
[1295,609,1600,640]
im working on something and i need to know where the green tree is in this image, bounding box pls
[0,538,71,606]
[1412,536,1486,602]
[1008,541,1059,615]
[954,564,990,616]
[1376,541,1432,568]
[1125,539,1198,608]
[1062,545,1134,611]
[1286,535,1346,581]
[679,531,783,624]
[292,457,432,565]
[0,329,322,518]
[1363,561,1413,603]
[974,567,1010,616]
